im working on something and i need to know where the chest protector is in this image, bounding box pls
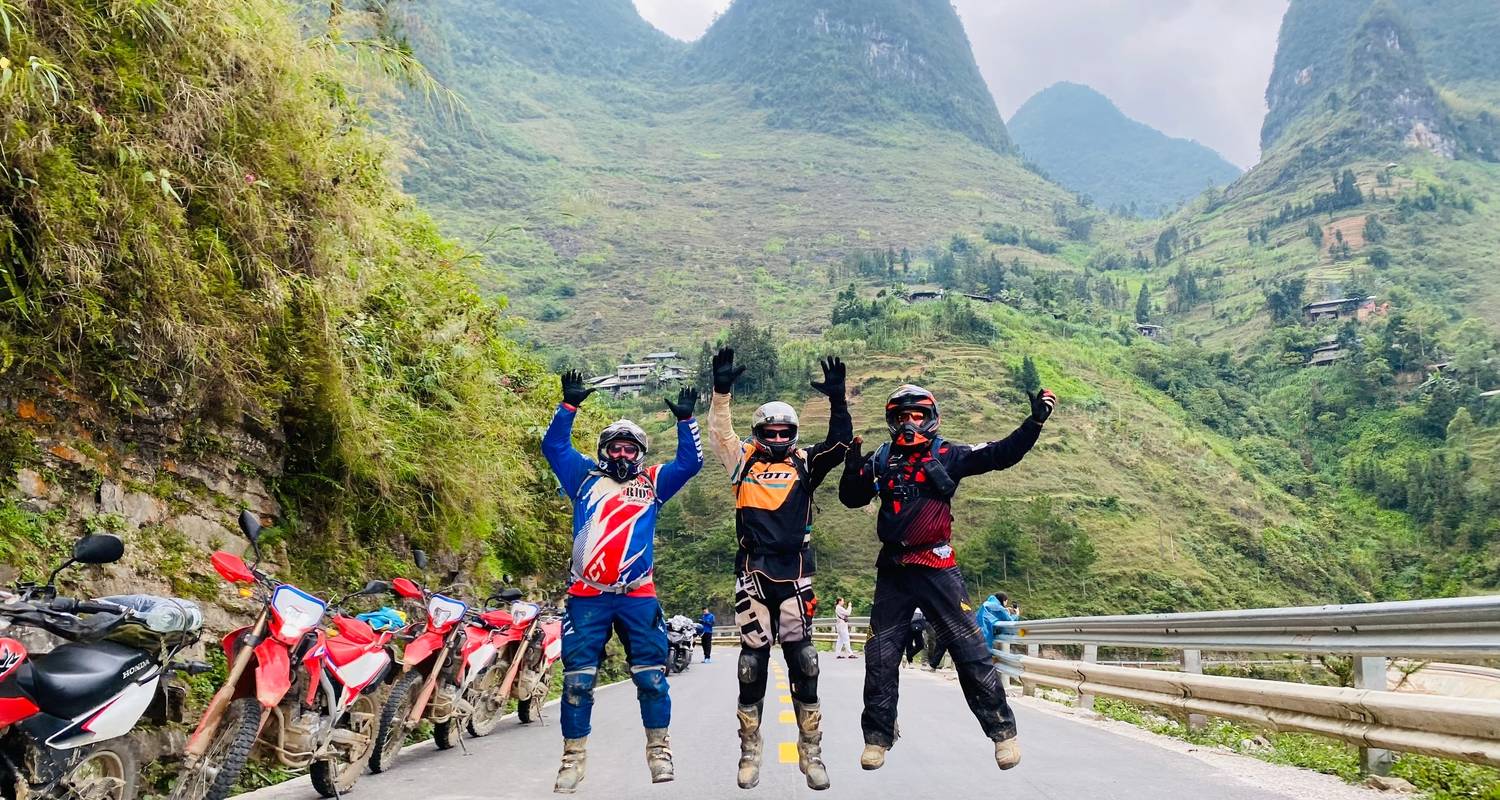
[732,442,814,555]
[872,437,956,503]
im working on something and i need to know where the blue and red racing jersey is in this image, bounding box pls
[542,403,703,597]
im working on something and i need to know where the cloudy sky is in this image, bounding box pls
[632,0,1289,168]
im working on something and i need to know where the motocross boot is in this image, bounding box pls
[994,737,1022,770]
[645,728,675,783]
[553,737,587,794]
[859,743,887,770]
[736,704,763,789]
[794,702,830,790]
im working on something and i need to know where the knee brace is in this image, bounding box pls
[563,670,596,707]
[783,640,819,704]
[631,665,668,700]
[737,647,771,706]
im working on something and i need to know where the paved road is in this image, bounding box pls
[244,656,1373,800]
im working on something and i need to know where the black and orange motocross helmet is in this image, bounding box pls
[885,384,939,446]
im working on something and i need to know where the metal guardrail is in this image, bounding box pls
[710,616,871,645]
[991,595,1500,773]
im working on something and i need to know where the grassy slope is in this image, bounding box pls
[403,61,1076,358]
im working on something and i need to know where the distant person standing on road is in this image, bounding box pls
[705,346,852,791]
[699,607,716,663]
[834,598,857,658]
[905,607,929,666]
[541,371,703,793]
[840,383,1056,773]
[977,592,1016,653]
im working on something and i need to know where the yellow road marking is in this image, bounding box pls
[776,681,788,689]
[778,694,792,704]
[778,742,798,763]
[779,710,795,724]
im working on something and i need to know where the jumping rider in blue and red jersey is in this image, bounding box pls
[542,370,703,794]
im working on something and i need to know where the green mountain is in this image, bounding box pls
[1007,82,1242,217]
[682,0,1012,152]
[1261,0,1500,165]
[429,0,682,77]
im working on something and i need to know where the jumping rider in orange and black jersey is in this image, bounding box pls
[705,347,851,791]
[839,383,1055,774]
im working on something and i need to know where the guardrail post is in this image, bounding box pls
[1180,649,1207,731]
[1023,644,1039,697]
[1354,656,1393,776]
[1079,644,1098,713]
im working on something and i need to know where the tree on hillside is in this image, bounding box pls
[1135,282,1152,323]
[1153,226,1180,267]
[1363,214,1387,243]
[1264,276,1307,325]
[1018,355,1041,394]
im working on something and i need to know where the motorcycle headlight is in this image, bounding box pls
[510,601,540,625]
[270,585,327,641]
[427,594,468,629]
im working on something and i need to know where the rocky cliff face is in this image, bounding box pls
[4,389,283,631]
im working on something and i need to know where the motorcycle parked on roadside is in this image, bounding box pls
[368,552,475,773]
[0,533,206,800]
[665,615,698,675]
[169,512,396,800]
[460,593,563,732]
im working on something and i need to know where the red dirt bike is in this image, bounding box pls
[369,554,505,772]
[169,512,397,800]
[476,598,562,727]
[0,534,205,800]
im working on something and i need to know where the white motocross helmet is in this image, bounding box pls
[751,401,799,460]
[596,420,649,481]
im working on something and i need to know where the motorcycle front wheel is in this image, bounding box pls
[60,743,138,800]
[462,664,506,738]
[369,670,422,773]
[310,692,378,798]
[516,669,552,725]
[167,696,262,800]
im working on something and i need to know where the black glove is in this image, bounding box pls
[561,370,595,408]
[1028,389,1057,424]
[810,356,846,401]
[665,387,698,421]
[712,347,745,395]
[845,436,865,468]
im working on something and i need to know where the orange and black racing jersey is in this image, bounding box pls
[707,392,852,581]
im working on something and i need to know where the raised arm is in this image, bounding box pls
[805,356,853,489]
[950,389,1056,479]
[706,348,747,478]
[838,437,876,508]
[654,387,704,502]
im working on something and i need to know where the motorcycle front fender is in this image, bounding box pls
[402,630,446,669]
[253,638,293,708]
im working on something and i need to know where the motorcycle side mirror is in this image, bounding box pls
[360,580,391,596]
[413,549,428,570]
[73,534,124,565]
[392,578,423,599]
[238,510,262,544]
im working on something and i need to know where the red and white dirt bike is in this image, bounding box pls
[368,556,494,773]
[0,534,205,800]
[479,598,562,727]
[170,512,398,800]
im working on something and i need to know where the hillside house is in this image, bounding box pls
[1302,296,1383,323]
[590,358,689,396]
[1307,337,1349,367]
[1134,323,1165,340]
[907,290,945,303]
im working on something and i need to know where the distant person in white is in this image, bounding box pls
[834,598,858,658]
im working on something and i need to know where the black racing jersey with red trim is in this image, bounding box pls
[839,419,1043,568]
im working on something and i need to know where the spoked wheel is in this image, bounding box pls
[62,744,137,800]
[463,665,507,738]
[517,670,551,725]
[370,670,422,774]
[310,693,379,798]
[168,696,262,800]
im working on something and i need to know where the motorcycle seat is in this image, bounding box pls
[21,640,152,720]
